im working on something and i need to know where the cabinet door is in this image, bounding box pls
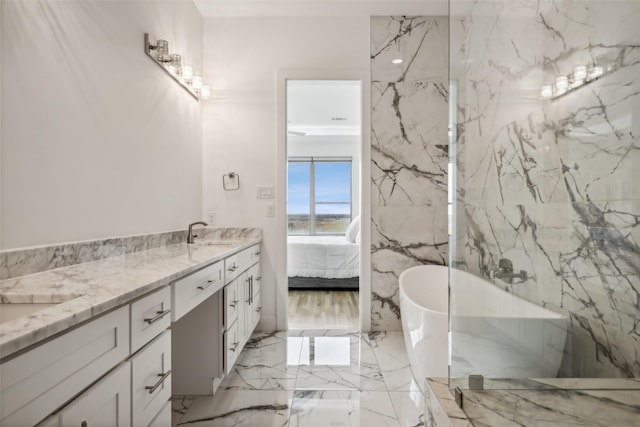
[238,272,249,347]
[224,321,240,375]
[223,279,239,328]
[251,291,261,332]
[132,331,171,427]
[58,362,131,427]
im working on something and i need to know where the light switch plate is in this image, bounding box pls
[265,203,274,217]
[256,185,274,199]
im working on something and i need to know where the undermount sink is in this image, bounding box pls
[0,302,60,323]
[0,294,80,324]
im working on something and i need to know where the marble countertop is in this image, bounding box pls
[425,377,640,427]
[0,237,261,359]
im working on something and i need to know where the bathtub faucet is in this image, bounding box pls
[492,258,528,283]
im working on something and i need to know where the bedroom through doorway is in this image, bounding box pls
[286,80,362,330]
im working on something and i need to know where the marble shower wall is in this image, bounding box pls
[370,17,449,330]
[450,0,640,377]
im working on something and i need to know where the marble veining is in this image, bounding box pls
[424,377,640,427]
[450,0,640,378]
[370,16,449,331]
[0,228,261,359]
[174,330,426,427]
[0,230,187,280]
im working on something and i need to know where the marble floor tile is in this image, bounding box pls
[220,332,300,391]
[175,390,293,427]
[389,389,426,427]
[292,331,387,391]
[289,390,400,427]
[368,331,416,391]
[172,396,195,427]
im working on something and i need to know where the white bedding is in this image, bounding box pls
[287,235,359,279]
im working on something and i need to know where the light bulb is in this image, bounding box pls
[589,65,604,80]
[201,85,210,99]
[555,75,568,95]
[540,85,553,98]
[573,65,587,82]
[181,65,193,82]
[192,75,202,90]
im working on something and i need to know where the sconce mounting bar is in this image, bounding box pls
[144,33,199,100]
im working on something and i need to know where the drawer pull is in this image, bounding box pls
[144,308,171,324]
[230,342,239,352]
[197,279,217,291]
[256,306,262,313]
[230,299,239,308]
[256,276,261,281]
[145,370,172,394]
[254,251,261,256]
[228,265,238,272]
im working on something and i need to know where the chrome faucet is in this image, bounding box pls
[492,258,528,283]
[187,221,208,244]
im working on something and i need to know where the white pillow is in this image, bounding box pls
[345,215,360,243]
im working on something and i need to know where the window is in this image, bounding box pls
[288,157,352,235]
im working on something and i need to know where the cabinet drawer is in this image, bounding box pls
[131,286,171,353]
[224,280,239,328]
[224,321,240,375]
[249,244,261,265]
[224,254,241,284]
[172,260,224,321]
[1,306,129,427]
[58,362,131,427]
[132,331,171,427]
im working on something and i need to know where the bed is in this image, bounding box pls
[287,235,359,289]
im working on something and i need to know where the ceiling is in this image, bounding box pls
[193,0,448,17]
[287,80,361,137]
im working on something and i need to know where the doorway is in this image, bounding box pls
[276,74,371,331]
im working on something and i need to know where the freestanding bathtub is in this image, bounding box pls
[399,265,568,392]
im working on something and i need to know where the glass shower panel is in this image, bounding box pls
[449,0,640,390]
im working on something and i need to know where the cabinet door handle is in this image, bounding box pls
[256,276,261,282]
[230,299,238,308]
[197,279,217,291]
[254,251,261,256]
[145,370,172,394]
[230,342,239,352]
[144,308,171,324]
[228,265,238,272]
[256,306,262,313]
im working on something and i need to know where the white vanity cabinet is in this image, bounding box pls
[222,244,261,375]
[1,238,262,426]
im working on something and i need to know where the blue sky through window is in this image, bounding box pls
[287,161,351,215]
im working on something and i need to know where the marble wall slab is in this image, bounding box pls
[370,16,449,331]
[450,0,640,378]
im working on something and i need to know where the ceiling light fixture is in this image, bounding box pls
[144,33,210,100]
[391,58,403,64]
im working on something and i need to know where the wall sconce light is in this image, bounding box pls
[144,33,210,100]
[540,62,615,100]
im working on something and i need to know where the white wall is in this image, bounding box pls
[202,16,370,330]
[287,135,361,218]
[1,0,203,249]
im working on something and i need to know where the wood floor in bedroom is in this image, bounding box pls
[288,290,359,330]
